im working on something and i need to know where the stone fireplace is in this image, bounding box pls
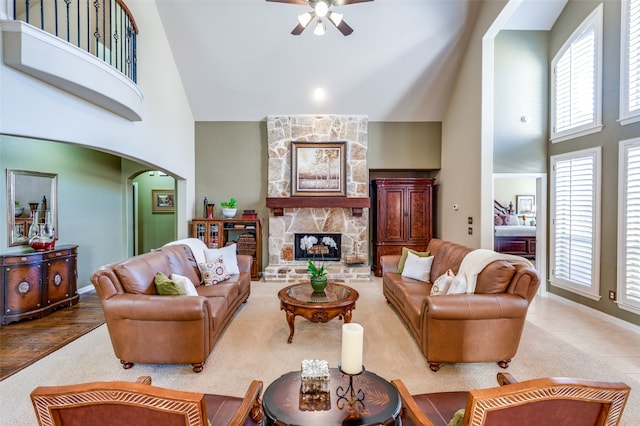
[263,115,371,282]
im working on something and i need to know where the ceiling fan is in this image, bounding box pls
[266,0,373,36]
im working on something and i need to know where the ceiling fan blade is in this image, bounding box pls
[331,18,353,36]
[333,0,373,5]
[266,0,309,5]
[291,23,306,35]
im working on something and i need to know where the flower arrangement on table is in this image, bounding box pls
[300,235,338,292]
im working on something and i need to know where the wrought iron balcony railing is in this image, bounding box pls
[12,0,138,83]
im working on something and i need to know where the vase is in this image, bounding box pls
[29,224,55,252]
[222,207,237,218]
[310,277,328,293]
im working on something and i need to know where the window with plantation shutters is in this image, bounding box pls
[550,148,601,300]
[551,5,603,142]
[618,138,640,314]
[620,0,640,125]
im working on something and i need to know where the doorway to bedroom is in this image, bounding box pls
[493,173,547,296]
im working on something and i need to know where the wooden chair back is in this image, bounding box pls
[464,376,630,425]
[31,376,263,426]
[393,374,631,426]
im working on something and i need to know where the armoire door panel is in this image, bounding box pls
[378,189,405,241]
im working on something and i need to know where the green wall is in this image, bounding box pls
[548,1,640,326]
[133,172,176,253]
[1,136,125,291]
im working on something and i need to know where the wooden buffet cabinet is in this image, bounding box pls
[191,219,262,280]
[371,178,435,276]
[1,245,79,325]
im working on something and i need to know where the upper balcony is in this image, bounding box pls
[2,0,142,120]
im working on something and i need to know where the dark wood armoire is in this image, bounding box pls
[371,178,435,276]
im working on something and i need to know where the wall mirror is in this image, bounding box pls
[6,169,58,247]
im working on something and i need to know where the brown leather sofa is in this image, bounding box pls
[91,243,252,373]
[381,238,540,372]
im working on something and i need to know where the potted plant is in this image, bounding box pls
[220,197,238,218]
[307,258,328,293]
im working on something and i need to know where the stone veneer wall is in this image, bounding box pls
[265,115,370,282]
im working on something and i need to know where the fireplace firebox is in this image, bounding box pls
[294,233,341,261]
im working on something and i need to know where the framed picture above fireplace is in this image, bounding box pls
[291,141,346,197]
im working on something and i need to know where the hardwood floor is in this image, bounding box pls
[0,291,104,381]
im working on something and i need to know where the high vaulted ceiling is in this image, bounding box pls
[155,0,566,122]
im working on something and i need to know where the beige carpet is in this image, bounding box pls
[1,279,638,425]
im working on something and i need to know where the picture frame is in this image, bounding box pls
[516,195,535,214]
[151,189,175,213]
[291,141,346,197]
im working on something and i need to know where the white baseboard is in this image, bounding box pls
[77,285,95,295]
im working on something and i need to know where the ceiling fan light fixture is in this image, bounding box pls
[328,11,343,26]
[297,12,313,27]
[313,19,326,36]
[314,1,329,18]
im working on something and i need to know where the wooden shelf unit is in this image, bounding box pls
[191,218,262,280]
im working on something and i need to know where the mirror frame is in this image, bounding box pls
[6,169,58,247]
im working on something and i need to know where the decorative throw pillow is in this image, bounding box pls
[506,214,520,226]
[401,251,434,282]
[204,244,239,276]
[154,272,186,296]
[198,256,230,285]
[170,273,198,296]
[430,269,456,296]
[494,214,503,226]
[448,409,465,426]
[397,247,431,273]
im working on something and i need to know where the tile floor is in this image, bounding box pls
[527,293,640,384]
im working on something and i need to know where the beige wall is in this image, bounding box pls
[194,121,442,265]
[440,0,507,245]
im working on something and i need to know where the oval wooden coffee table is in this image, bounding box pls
[278,282,359,343]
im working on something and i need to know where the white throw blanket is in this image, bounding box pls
[163,238,208,265]
[447,249,534,295]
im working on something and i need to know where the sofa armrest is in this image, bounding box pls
[102,294,211,321]
[381,255,401,274]
[424,294,530,321]
[236,255,252,274]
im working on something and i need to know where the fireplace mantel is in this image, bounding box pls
[266,197,370,217]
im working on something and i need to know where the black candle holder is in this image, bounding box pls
[336,363,365,409]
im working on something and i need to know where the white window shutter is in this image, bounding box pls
[618,139,640,314]
[621,0,640,123]
[551,4,603,141]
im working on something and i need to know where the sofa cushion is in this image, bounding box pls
[431,269,456,296]
[401,251,434,282]
[154,272,186,295]
[427,239,472,283]
[198,257,230,285]
[162,245,202,287]
[204,244,239,275]
[115,253,172,294]
[475,261,515,294]
[197,281,239,300]
[171,273,198,296]
[398,247,431,273]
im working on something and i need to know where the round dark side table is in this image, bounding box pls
[262,368,401,426]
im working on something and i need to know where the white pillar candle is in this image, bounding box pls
[341,323,363,374]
